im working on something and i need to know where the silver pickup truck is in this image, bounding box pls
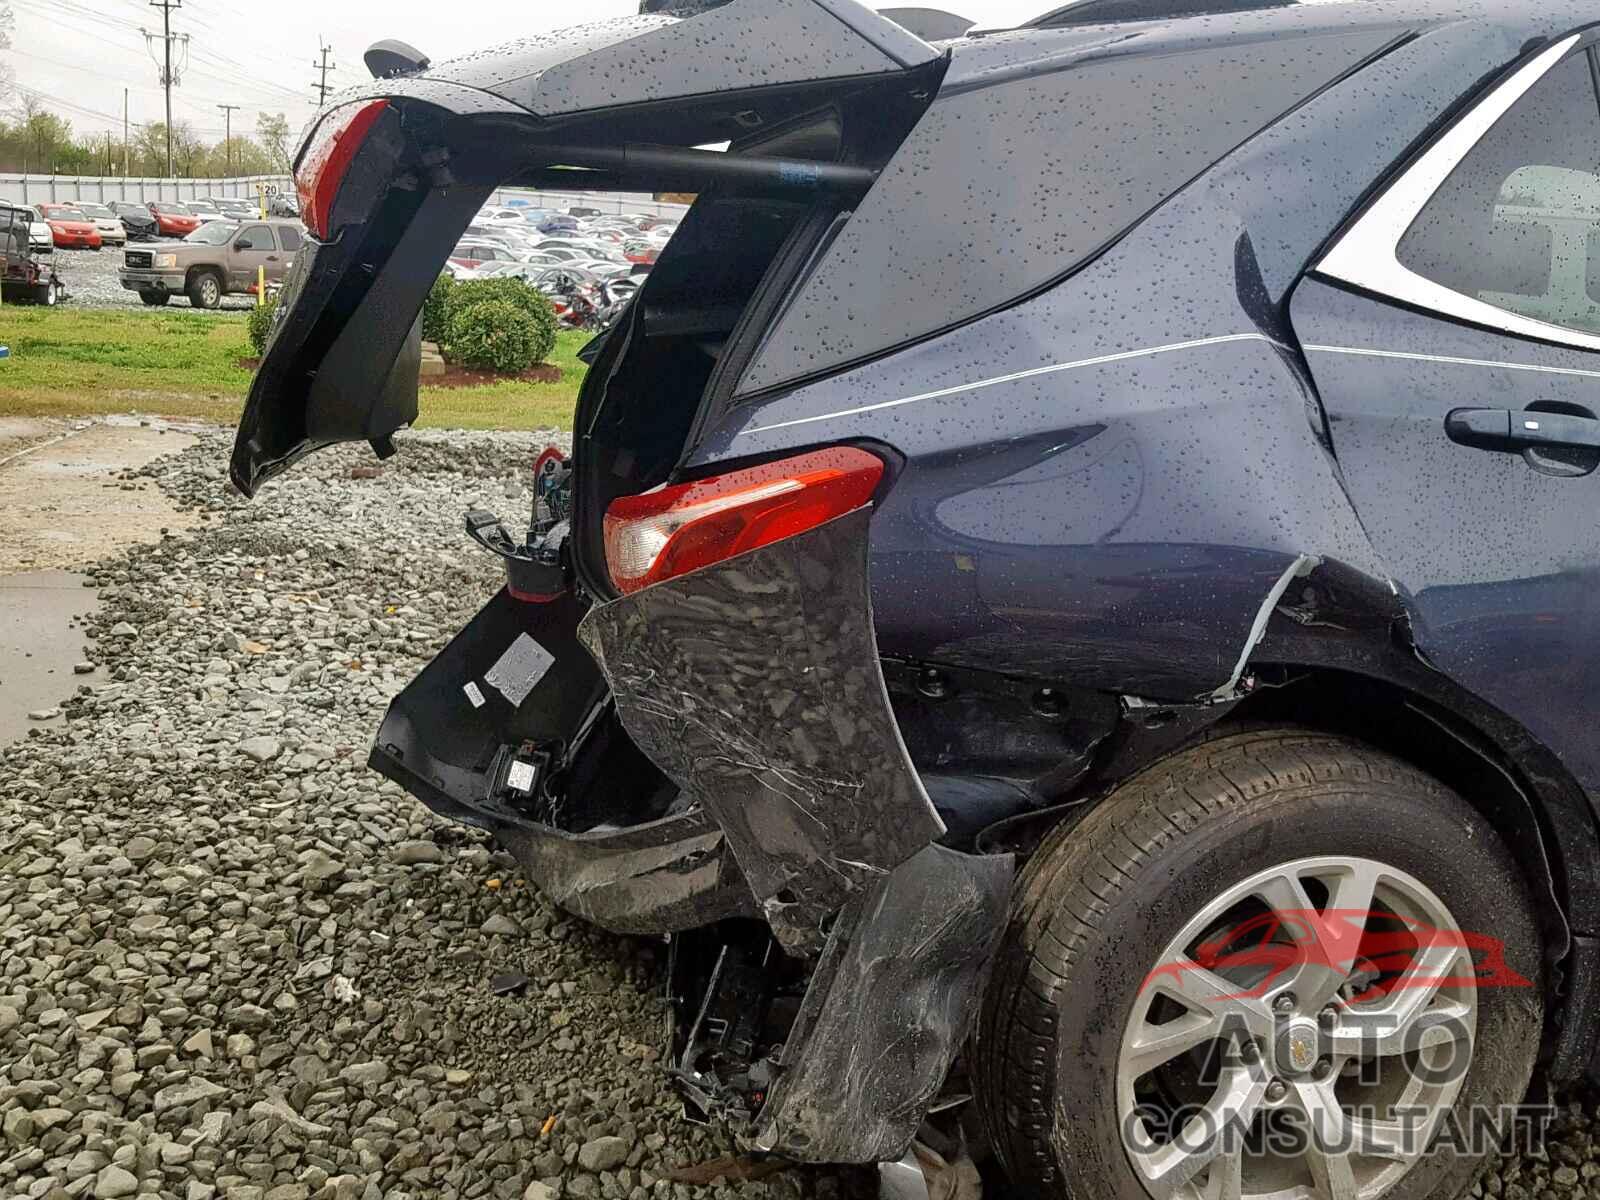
[119,217,304,308]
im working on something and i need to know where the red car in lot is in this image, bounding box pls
[620,238,660,265]
[146,201,202,238]
[34,204,102,250]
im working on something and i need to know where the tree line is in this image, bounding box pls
[0,97,294,178]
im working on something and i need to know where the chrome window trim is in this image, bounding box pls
[1314,34,1600,352]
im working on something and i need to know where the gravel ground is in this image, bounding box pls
[4,426,1599,1200]
[53,245,256,311]
[0,428,872,1200]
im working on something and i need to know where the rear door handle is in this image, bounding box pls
[1446,407,1600,451]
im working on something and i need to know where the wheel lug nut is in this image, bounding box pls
[1314,1058,1332,1079]
[1319,1005,1338,1027]
[1266,1079,1287,1102]
[1239,1039,1259,1062]
[1273,993,1296,1016]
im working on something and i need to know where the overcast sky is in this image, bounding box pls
[5,0,1050,143]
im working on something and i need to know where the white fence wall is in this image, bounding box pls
[491,188,690,219]
[0,173,690,220]
[0,174,293,206]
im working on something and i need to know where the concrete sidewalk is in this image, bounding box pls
[0,569,101,746]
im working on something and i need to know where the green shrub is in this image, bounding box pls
[421,272,456,345]
[245,291,280,356]
[444,299,541,374]
[447,277,557,364]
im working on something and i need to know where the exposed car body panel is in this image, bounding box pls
[368,589,758,934]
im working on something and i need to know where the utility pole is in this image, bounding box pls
[312,40,335,107]
[217,104,240,176]
[144,0,188,177]
[123,89,130,178]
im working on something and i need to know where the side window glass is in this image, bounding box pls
[277,226,302,252]
[1397,52,1600,333]
[238,225,274,250]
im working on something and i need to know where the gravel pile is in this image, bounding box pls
[52,246,256,311]
[0,429,870,1200]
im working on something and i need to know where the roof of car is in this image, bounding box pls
[942,0,1600,90]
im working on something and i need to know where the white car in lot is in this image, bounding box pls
[72,202,129,247]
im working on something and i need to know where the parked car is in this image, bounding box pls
[447,241,522,271]
[119,217,302,308]
[0,201,64,304]
[146,201,202,239]
[72,202,128,247]
[109,202,159,242]
[26,215,53,255]
[619,238,659,264]
[34,204,102,250]
[537,214,580,234]
[232,1,1600,1195]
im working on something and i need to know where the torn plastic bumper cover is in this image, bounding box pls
[580,507,952,955]
[579,507,1015,1159]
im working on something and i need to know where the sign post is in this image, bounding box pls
[254,182,282,308]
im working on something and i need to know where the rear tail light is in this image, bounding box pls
[603,446,884,596]
[296,100,389,239]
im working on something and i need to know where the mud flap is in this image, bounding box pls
[578,506,947,955]
[752,843,1014,1162]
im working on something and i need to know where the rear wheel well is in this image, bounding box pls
[1183,667,1583,1076]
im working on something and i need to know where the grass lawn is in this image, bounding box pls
[0,307,586,430]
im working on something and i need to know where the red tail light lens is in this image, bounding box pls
[296,100,389,239]
[603,447,885,595]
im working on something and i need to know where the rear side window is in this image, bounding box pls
[739,28,1401,395]
[278,226,303,252]
[1397,51,1600,334]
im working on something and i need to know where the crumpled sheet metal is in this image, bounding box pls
[495,808,756,936]
[579,507,947,955]
[753,843,1015,1163]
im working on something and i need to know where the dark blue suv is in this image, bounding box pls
[232,2,1600,1195]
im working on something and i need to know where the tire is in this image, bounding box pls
[187,270,223,310]
[139,291,170,307]
[974,729,1543,1200]
[36,281,57,306]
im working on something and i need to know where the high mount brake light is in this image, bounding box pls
[603,446,885,596]
[296,100,389,240]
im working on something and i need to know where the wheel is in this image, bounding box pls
[974,730,1543,1200]
[139,291,170,307]
[36,281,57,306]
[187,270,223,309]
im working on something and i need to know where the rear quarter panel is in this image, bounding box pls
[686,19,1526,702]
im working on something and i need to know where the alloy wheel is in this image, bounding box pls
[1117,856,1478,1200]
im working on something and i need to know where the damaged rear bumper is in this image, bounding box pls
[372,507,1014,1162]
